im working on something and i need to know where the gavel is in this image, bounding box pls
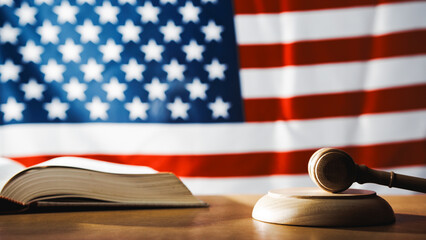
[308,148,426,193]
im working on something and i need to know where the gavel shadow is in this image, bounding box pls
[345,213,426,234]
[253,213,426,240]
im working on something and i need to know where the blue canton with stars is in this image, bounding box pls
[0,0,243,124]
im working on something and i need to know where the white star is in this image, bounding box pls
[19,40,44,63]
[37,20,60,44]
[81,58,104,82]
[41,59,65,82]
[95,1,119,24]
[44,98,69,120]
[182,39,204,61]
[137,2,160,23]
[201,20,223,42]
[15,3,37,25]
[58,39,83,63]
[121,58,145,81]
[144,78,168,101]
[1,98,25,122]
[179,2,201,23]
[118,0,136,5]
[20,79,46,101]
[76,20,101,43]
[167,97,190,120]
[35,0,53,5]
[208,97,231,119]
[76,0,95,5]
[0,60,21,82]
[160,0,177,4]
[186,78,208,100]
[118,20,142,43]
[160,21,182,43]
[102,77,127,101]
[125,97,149,120]
[53,1,78,24]
[63,77,87,101]
[141,39,164,62]
[0,0,13,6]
[85,96,109,120]
[99,39,123,62]
[205,58,227,80]
[0,23,20,44]
[163,59,185,81]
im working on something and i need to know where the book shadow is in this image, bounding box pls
[0,199,208,215]
[0,196,253,228]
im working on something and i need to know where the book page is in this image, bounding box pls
[34,157,158,174]
[0,158,26,191]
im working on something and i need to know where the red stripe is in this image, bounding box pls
[238,30,426,68]
[233,0,420,14]
[8,140,426,177]
[244,84,426,121]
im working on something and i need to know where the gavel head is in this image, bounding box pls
[308,148,357,193]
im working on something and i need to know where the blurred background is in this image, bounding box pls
[0,0,425,195]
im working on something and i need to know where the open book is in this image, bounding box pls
[0,157,207,213]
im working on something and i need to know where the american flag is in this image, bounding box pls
[0,0,425,194]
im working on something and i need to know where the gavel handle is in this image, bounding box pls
[356,165,426,193]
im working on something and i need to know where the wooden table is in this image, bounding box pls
[0,195,425,239]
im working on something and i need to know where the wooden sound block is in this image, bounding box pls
[252,188,395,227]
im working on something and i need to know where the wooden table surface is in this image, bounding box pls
[0,194,425,239]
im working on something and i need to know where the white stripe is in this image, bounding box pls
[1,111,424,157]
[3,157,423,195]
[235,2,426,44]
[182,166,426,195]
[240,55,426,98]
